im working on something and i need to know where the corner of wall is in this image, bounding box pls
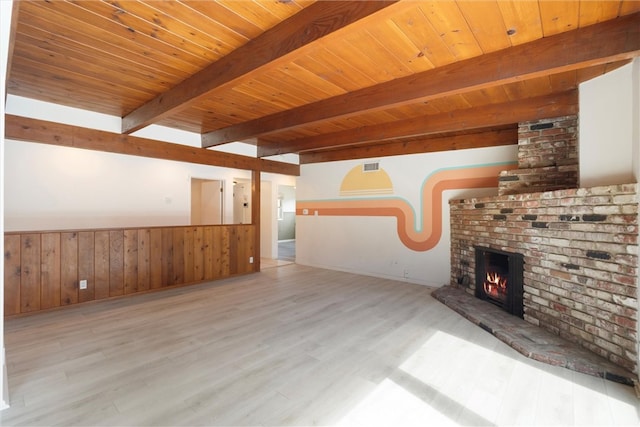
[579,61,636,188]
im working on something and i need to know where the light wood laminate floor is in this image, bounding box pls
[2,264,639,426]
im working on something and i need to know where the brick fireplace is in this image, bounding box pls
[449,116,639,376]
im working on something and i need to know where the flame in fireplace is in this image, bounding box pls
[483,272,508,299]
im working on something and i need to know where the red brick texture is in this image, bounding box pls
[450,184,638,374]
[499,116,579,195]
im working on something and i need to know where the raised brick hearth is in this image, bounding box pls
[446,116,639,383]
[432,284,635,386]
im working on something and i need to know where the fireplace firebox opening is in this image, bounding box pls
[475,246,524,318]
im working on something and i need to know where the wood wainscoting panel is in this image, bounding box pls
[203,226,215,281]
[109,230,125,297]
[94,231,110,300]
[149,228,163,290]
[183,227,195,284]
[123,229,139,295]
[78,231,95,303]
[161,227,174,287]
[137,228,151,293]
[60,232,78,306]
[219,226,231,278]
[228,226,238,275]
[20,234,41,313]
[4,235,21,316]
[4,224,258,316]
[172,227,185,286]
[239,225,255,275]
[193,227,205,283]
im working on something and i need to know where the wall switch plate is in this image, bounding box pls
[79,279,88,290]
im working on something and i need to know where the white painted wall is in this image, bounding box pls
[3,96,299,232]
[296,146,518,286]
[4,139,252,231]
[579,59,640,187]
[0,0,12,410]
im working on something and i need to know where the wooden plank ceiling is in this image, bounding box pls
[6,1,640,164]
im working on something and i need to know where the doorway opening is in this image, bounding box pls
[277,185,296,262]
[190,178,223,225]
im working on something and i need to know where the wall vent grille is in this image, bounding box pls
[363,162,379,172]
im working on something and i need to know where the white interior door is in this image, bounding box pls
[191,178,223,225]
[201,180,223,224]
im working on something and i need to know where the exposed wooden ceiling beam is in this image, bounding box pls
[258,90,578,157]
[299,127,518,164]
[5,115,299,176]
[203,12,639,148]
[121,1,399,134]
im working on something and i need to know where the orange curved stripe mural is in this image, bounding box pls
[297,163,517,251]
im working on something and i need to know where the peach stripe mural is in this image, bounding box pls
[297,163,517,251]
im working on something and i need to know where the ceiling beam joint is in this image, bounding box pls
[258,90,578,157]
[204,12,639,149]
[121,1,399,135]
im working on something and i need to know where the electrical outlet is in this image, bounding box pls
[403,269,409,279]
[249,256,254,264]
[79,279,88,290]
